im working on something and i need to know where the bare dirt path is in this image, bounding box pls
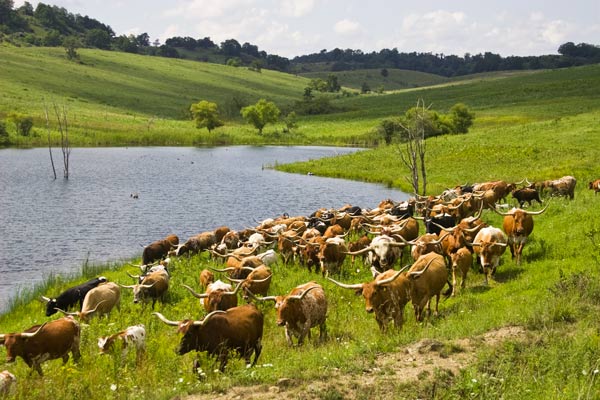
[181,326,528,400]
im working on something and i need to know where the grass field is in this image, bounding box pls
[1,46,600,399]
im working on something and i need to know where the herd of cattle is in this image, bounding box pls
[1,174,597,387]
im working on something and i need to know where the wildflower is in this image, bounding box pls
[110,384,117,391]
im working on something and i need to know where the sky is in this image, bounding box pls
[14,0,600,58]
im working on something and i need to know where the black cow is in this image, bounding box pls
[389,200,414,219]
[41,276,107,316]
[511,188,542,207]
[425,214,456,235]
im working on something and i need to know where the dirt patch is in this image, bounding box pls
[182,326,528,400]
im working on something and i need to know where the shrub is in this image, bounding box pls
[8,112,33,136]
[0,121,9,145]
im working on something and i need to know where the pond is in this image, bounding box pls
[0,146,408,312]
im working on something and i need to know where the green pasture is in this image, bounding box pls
[1,46,600,398]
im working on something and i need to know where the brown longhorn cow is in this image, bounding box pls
[228,265,273,300]
[328,266,411,332]
[407,253,451,322]
[142,234,179,265]
[494,203,549,265]
[0,317,81,376]
[120,269,169,309]
[318,236,348,276]
[153,304,264,372]
[182,280,242,312]
[249,282,327,346]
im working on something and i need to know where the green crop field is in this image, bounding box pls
[1,46,600,399]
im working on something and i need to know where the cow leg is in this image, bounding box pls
[452,268,458,296]
[434,293,440,317]
[251,339,262,367]
[218,352,229,372]
[319,322,328,342]
[284,326,294,346]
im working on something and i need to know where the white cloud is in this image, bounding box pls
[164,0,255,19]
[334,19,362,35]
[280,0,316,17]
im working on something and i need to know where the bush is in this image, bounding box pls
[293,96,339,115]
[0,121,9,145]
[8,113,33,136]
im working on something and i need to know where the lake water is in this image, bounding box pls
[0,146,408,313]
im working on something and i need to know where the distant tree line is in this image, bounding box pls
[1,1,598,77]
[292,43,600,77]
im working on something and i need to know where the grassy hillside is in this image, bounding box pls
[6,46,594,147]
[298,67,449,91]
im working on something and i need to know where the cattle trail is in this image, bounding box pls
[182,326,528,400]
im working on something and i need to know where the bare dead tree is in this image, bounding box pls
[43,103,57,180]
[53,104,71,179]
[398,98,429,195]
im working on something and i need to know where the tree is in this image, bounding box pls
[241,99,280,135]
[283,112,298,133]
[361,82,371,94]
[380,68,389,78]
[221,39,241,56]
[136,32,150,47]
[326,74,341,92]
[398,99,429,195]
[0,0,14,25]
[8,112,33,136]
[189,100,224,133]
[85,28,111,49]
[449,103,475,133]
[63,36,81,60]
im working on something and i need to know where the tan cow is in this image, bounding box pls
[468,226,508,285]
[494,204,549,264]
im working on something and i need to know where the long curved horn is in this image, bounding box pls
[375,270,404,286]
[431,221,455,232]
[491,206,512,216]
[152,312,180,326]
[209,266,235,273]
[83,300,108,317]
[345,245,372,256]
[431,232,451,244]
[408,258,437,279]
[182,284,208,299]
[40,295,51,303]
[139,282,157,289]
[118,283,136,289]
[524,202,550,215]
[222,280,244,296]
[127,272,141,280]
[54,307,79,317]
[244,288,278,303]
[192,310,227,326]
[246,274,272,284]
[287,285,320,301]
[327,276,363,290]
[20,322,48,339]
[493,242,508,248]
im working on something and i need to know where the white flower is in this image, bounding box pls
[110,384,117,391]
[471,378,478,383]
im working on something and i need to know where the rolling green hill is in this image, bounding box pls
[298,67,449,91]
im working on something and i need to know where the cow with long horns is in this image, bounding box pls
[494,203,549,264]
[249,282,327,346]
[328,266,411,332]
[153,304,264,372]
[467,227,508,285]
[0,317,81,376]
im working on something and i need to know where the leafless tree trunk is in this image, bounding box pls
[53,104,71,179]
[43,104,57,180]
[398,98,429,195]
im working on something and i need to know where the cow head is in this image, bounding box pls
[0,323,47,362]
[153,311,224,355]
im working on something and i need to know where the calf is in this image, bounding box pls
[98,324,146,364]
[0,371,16,395]
[589,179,600,195]
[511,188,542,207]
[450,248,472,296]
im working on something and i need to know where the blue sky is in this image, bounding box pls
[15,0,600,58]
